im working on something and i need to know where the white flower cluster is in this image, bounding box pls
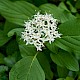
[21,12,61,51]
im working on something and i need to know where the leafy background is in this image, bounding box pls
[0,0,80,80]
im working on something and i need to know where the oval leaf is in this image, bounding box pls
[59,19,80,36]
[0,0,39,26]
[8,28,24,37]
[55,36,80,52]
[9,56,45,80]
[50,50,79,71]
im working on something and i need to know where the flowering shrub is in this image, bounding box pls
[0,0,80,80]
[22,12,61,51]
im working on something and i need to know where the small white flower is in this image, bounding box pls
[21,12,61,51]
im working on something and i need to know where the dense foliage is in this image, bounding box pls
[0,0,80,80]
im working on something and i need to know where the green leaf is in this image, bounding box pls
[0,22,4,30]
[4,21,20,34]
[66,1,77,13]
[56,78,64,80]
[46,42,58,54]
[65,77,74,80]
[74,50,80,60]
[76,13,80,18]
[39,4,75,23]
[57,66,69,78]
[6,39,19,55]
[33,0,48,6]
[59,19,80,36]
[8,28,24,37]
[75,0,80,9]
[55,36,80,52]
[0,65,8,73]
[37,52,53,80]
[68,71,78,79]
[50,50,79,71]
[19,44,37,57]
[46,36,80,54]
[0,53,5,64]
[4,55,16,67]
[0,30,10,47]
[0,0,39,26]
[10,0,48,6]
[9,56,45,80]
[58,2,69,12]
